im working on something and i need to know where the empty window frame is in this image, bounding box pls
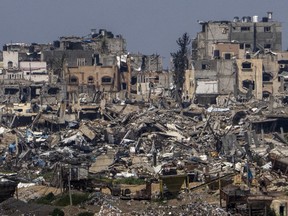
[155,75,160,83]
[263,72,273,82]
[70,76,78,84]
[224,53,232,60]
[262,91,271,99]
[242,62,252,70]
[264,44,271,49]
[242,80,255,90]
[8,61,13,69]
[241,26,250,31]
[131,76,137,85]
[245,44,251,49]
[201,64,210,70]
[5,88,19,95]
[87,76,94,84]
[264,26,271,32]
[101,76,112,84]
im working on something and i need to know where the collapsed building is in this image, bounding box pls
[0,29,166,104]
[2,14,288,215]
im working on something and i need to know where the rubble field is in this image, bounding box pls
[1,94,288,215]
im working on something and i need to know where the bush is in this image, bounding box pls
[42,170,54,182]
[77,212,94,216]
[50,208,65,216]
[54,193,90,206]
[35,192,56,205]
[33,192,90,207]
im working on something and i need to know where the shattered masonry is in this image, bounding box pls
[1,12,288,215]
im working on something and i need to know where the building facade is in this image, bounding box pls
[67,65,119,92]
[193,12,282,60]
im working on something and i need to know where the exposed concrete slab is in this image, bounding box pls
[90,152,114,173]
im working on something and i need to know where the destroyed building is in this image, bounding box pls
[185,12,288,104]
[67,65,120,93]
[193,12,282,60]
[136,71,171,98]
[3,15,288,216]
[184,59,236,104]
[0,29,167,105]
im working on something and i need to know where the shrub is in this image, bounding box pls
[35,192,56,205]
[77,212,94,216]
[50,208,65,216]
[54,193,90,206]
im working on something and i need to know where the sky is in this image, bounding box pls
[0,0,287,68]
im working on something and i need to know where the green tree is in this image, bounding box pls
[171,33,191,105]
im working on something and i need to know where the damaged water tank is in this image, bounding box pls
[252,15,258,23]
[53,40,60,48]
[100,29,106,37]
[233,16,239,22]
[29,45,34,53]
[91,28,97,35]
[262,17,269,22]
[267,11,273,20]
[242,16,249,23]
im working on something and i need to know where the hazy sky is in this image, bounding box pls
[0,0,287,68]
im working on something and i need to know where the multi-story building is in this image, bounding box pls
[193,12,282,60]
[186,12,285,104]
[184,59,236,104]
[67,65,119,93]
[235,59,263,100]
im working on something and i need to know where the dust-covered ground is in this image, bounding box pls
[0,184,230,216]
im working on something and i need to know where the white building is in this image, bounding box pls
[20,61,48,82]
[3,51,19,69]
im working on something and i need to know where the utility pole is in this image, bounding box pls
[59,163,63,194]
[127,55,131,100]
[29,61,32,81]
[68,165,73,205]
[219,172,222,207]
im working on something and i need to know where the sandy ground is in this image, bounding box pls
[16,185,62,202]
[8,182,220,215]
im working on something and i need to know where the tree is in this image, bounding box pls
[171,33,191,105]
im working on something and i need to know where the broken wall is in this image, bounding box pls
[196,22,230,59]
[262,55,281,98]
[183,69,195,100]
[212,43,241,59]
[68,65,119,92]
[217,60,236,95]
[230,21,282,52]
[41,50,94,68]
[3,51,19,69]
[136,71,170,96]
[236,59,263,99]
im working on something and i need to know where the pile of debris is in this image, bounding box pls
[1,94,288,214]
[127,202,230,216]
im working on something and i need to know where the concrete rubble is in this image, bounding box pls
[1,93,288,215]
[1,10,288,214]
